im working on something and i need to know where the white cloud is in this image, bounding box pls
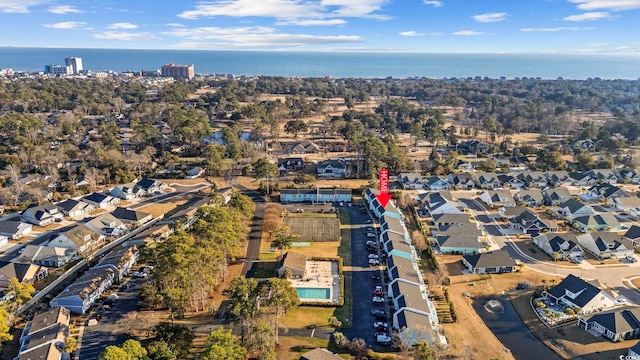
[162,25,363,48]
[453,30,484,35]
[615,45,636,50]
[48,5,83,14]
[178,0,388,21]
[423,0,443,7]
[399,31,424,36]
[520,26,593,31]
[569,0,640,11]
[563,11,610,21]
[108,22,138,29]
[43,21,86,29]
[0,0,50,13]
[472,12,506,23]
[276,19,347,26]
[587,42,611,46]
[166,23,185,27]
[93,31,158,41]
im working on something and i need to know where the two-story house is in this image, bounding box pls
[21,204,62,226]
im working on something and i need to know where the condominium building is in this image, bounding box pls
[65,57,83,74]
[44,64,71,75]
[161,63,195,80]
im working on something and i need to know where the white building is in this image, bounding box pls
[65,57,83,74]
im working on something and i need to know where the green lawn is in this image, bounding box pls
[253,261,278,278]
[335,211,352,328]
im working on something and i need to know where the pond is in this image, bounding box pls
[472,296,562,360]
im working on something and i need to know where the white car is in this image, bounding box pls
[374,322,389,329]
[133,271,148,278]
[366,233,376,238]
[368,259,380,266]
[368,254,379,259]
[366,240,377,246]
[376,332,392,345]
[372,296,385,303]
[365,219,373,224]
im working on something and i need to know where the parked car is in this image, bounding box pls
[366,240,377,246]
[366,227,374,232]
[366,233,377,238]
[372,296,385,303]
[375,332,392,345]
[368,254,379,260]
[133,271,148,278]
[365,219,373,224]
[372,289,384,296]
[373,322,389,329]
[368,259,380,266]
[627,255,638,263]
[371,309,386,316]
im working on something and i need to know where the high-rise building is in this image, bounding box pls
[65,57,83,74]
[161,63,195,80]
[44,64,71,75]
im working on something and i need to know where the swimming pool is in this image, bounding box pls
[296,287,330,300]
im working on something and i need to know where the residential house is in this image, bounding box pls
[277,158,304,174]
[397,173,425,190]
[462,250,517,274]
[21,204,62,226]
[508,209,558,236]
[0,235,6,247]
[420,192,462,216]
[570,139,596,152]
[55,199,95,218]
[392,308,436,346]
[17,321,68,357]
[111,207,152,226]
[423,176,452,191]
[0,220,32,239]
[455,159,476,172]
[609,196,640,218]
[82,192,120,209]
[447,173,475,190]
[586,169,619,184]
[17,245,73,268]
[436,235,483,255]
[572,213,621,233]
[49,266,115,314]
[515,190,544,207]
[578,307,640,342]
[479,190,516,208]
[587,183,630,201]
[457,139,489,155]
[0,261,48,287]
[433,223,483,238]
[214,187,234,204]
[577,232,634,260]
[533,232,584,260]
[84,213,127,238]
[300,348,343,360]
[277,252,307,278]
[20,307,70,344]
[569,172,596,187]
[518,171,548,188]
[280,188,352,203]
[545,274,617,315]
[431,213,470,227]
[93,246,139,283]
[383,233,417,260]
[47,224,104,256]
[473,173,502,189]
[289,140,320,154]
[110,181,143,200]
[628,342,640,358]
[624,225,640,246]
[316,158,347,178]
[134,178,165,195]
[542,187,572,206]
[556,198,594,220]
[615,168,640,184]
[497,174,525,189]
[545,171,572,187]
[387,255,424,286]
[185,166,205,179]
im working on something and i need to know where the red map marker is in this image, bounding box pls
[375,168,393,208]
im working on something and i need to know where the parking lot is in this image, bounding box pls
[342,204,392,347]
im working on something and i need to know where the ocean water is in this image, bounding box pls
[0,47,638,80]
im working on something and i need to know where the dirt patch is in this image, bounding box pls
[137,194,192,218]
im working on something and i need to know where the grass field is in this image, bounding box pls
[284,215,341,242]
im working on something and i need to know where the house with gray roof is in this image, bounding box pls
[111,207,152,226]
[462,250,517,274]
[277,252,307,278]
[508,209,558,235]
[0,220,32,239]
[624,225,640,246]
[577,232,634,260]
[82,192,120,209]
[518,171,548,188]
[609,196,640,218]
[316,158,347,178]
[49,266,115,314]
[479,190,516,208]
[21,204,62,226]
[110,181,143,200]
[84,212,127,238]
[300,348,343,360]
[515,189,545,207]
[397,173,425,189]
[578,307,640,342]
[17,245,74,268]
[386,255,423,286]
[542,187,572,206]
[556,198,594,220]
[46,224,104,256]
[447,173,475,190]
[473,173,502,189]
[572,213,621,233]
[545,274,617,314]
[587,183,630,201]
[423,176,451,191]
[289,140,320,154]
[55,199,95,218]
[392,308,436,346]
[615,168,640,184]
[533,232,583,260]
[436,235,483,255]
[431,213,470,227]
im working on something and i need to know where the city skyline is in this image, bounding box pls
[0,0,639,54]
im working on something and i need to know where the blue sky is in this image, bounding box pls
[0,0,639,53]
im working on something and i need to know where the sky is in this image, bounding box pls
[0,0,639,54]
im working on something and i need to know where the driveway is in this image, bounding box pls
[78,277,145,360]
[484,224,504,237]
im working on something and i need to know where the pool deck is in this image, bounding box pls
[290,260,340,304]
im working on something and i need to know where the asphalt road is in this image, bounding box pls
[235,184,265,277]
[78,276,145,360]
[343,205,389,347]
